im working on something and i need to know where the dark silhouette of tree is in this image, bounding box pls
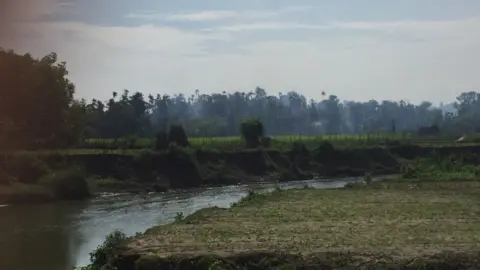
[168,124,190,147]
[65,86,480,139]
[240,119,265,148]
[0,49,77,149]
[3,48,480,151]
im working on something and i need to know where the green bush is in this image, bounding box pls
[88,230,127,269]
[240,118,264,148]
[38,167,90,200]
[168,124,190,147]
[174,212,184,222]
[400,155,480,181]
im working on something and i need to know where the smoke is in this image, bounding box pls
[342,102,354,132]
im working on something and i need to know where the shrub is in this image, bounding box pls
[38,167,90,200]
[88,230,127,269]
[313,141,336,163]
[153,131,168,151]
[317,140,335,154]
[261,136,272,148]
[174,212,184,222]
[168,124,190,147]
[289,142,310,159]
[7,154,50,184]
[240,118,264,148]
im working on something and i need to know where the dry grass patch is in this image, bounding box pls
[127,181,480,259]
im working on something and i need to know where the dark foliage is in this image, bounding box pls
[3,48,480,152]
[104,251,480,270]
[153,131,168,151]
[87,230,127,270]
[38,167,90,200]
[167,124,190,147]
[240,119,265,148]
[0,49,77,150]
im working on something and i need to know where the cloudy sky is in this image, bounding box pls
[1,0,480,104]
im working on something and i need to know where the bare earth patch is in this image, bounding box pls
[126,181,480,260]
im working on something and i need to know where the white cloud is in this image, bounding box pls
[212,22,326,32]
[126,10,238,21]
[210,16,480,42]
[329,17,480,41]
[165,11,238,22]
[127,5,312,22]
[3,15,480,104]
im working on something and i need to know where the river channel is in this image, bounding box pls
[0,176,392,270]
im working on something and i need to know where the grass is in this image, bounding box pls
[126,180,480,260]
[82,133,477,150]
[401,156,480,181]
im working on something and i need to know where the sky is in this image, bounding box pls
[1,0,480,104]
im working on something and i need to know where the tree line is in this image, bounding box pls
[1,49,479,149]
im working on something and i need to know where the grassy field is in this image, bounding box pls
[84,134,410,150]
[124,180,480,267]
[82,132,476,150]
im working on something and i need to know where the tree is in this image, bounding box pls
[168,124,190,147]
[0,49,77,149]
[240,119,264,148]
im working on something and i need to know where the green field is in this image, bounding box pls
[82,133,474,150]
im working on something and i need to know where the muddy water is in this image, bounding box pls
[0,176,393,270]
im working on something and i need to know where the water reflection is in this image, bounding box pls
[0,176,394,269]
[0,201,88,270]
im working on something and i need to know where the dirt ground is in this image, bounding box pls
[126,180,480,263]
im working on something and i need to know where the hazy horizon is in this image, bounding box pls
[1,0,479,104]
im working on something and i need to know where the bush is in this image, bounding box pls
[153,131,168,151]
[289,142,310,158]
[261,136,272,148]
[317,140,335,153]
[38,167,90,200]
[174,212,184,222]
[168,124,190,147]
[88,230,127,269]
[313,141,336,163]
[240,118,264,148]
[7,154,50,184]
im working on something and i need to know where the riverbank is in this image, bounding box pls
[94,179,480,269]
[2,143,480,204]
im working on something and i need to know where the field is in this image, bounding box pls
[123,180,480,268]
[81,132,475,150]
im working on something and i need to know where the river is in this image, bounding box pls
[0,176,390,270]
